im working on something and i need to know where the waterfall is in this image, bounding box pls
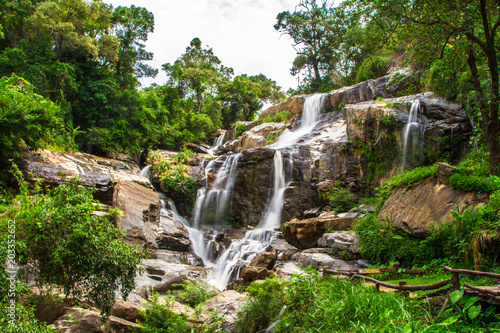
[401,100,423,172]
[194,154,241,225]
[270,94,325,149]
[208,132,226,155]
[139,165,152,180]
[210,151,287,290]
[164,199,213,266]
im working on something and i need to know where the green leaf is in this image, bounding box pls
[468,305,481,320]
[462,296,479,310]
[449,289,464,304]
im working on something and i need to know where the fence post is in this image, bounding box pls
[452,271,461,290]
[399,281,408,296]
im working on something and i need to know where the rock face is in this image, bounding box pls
[51,308,140,333]
[317,231,360,254]
[231,122,287,152]
[379,178,481,236]
[230,148,276,226]
[17,149,149,205]
[281,212,361,249]
[113,180,191,252]
[259,94,305,120]
[113,180,161,250]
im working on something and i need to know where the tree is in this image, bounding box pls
[361,0,500,173]
[0,74,63,166]
[112,5,157,87]
[163,38,232,113]
[248,74,287,105]
[274,0,346,91]
[219,75,262,127]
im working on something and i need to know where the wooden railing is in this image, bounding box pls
[323,265,500,297]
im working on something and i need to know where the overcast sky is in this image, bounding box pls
[105,0,300,91]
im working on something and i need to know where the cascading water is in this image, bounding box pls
[139,165,152,180]
[401,99,423,172]
[194,154,241,226]
[270,94,325,149]
[210,151,287,290]
[163,199,213,265]
[208,132,226,155]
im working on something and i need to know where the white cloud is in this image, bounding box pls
[105,0,298,90]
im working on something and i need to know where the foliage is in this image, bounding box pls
[449,148,500,193]
[2,165,144,316]
[135,293,226,333]
[325,187,355,212]
[234,123,248,138]
[176,279,218,308]
[235,276,286,333]
[259,110,293,125]
[0,74,66,166]
[161,167,199,213]
[377,164,437,206]
[355,56,390,83]
[173,147,194,164]
[134,293,192,333]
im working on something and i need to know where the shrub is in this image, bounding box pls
[326,187,355,212]
[355,56,390,83]
[234,123,248,138]
[0,74,64,166]
[235,276,286,333]
[176,279,218,307]
[2,165,144,316]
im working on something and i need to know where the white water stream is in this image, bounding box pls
[208,132,226,155]
[401,100,423,172]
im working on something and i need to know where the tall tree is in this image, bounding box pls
[112,5,157,87]
[274,0,346,90]
[360,0,500,173]
[162,37,232,113]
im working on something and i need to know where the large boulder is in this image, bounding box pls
[281,212,361,249]
[379,178,482,236]
[259,95,305,120]
[17,150,149,205]
[291,249,360,271]
[112,180,161,251]
[232,123,287,152]
[51,308,141,333]
[282,182,321,224]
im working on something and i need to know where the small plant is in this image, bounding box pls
[326,187,355,212]
[176,279,218,308]
[266,132,278,145]
[234,123,248,138]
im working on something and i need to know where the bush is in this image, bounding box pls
[234,123,248,138]
[176,279,218,307]
[235,276,286,333]
[355,56,390,83]
[0,74,65,166]
[1,165,144,316]
[326,187,355,212]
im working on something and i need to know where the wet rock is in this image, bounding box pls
[51,308,141,333]
[249,251,277,270]
[304,207,322,218]
[379,179,481,236]
[240,266,271,282]
[282,183,321,223]
[230,150,275,226]
[157,211,191,252]
[140,259,207,283]
[281,212,361,249]
[155,250,204,267]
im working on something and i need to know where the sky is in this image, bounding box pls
[105,0,300,91]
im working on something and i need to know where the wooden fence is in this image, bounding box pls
[323,265,500,297]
